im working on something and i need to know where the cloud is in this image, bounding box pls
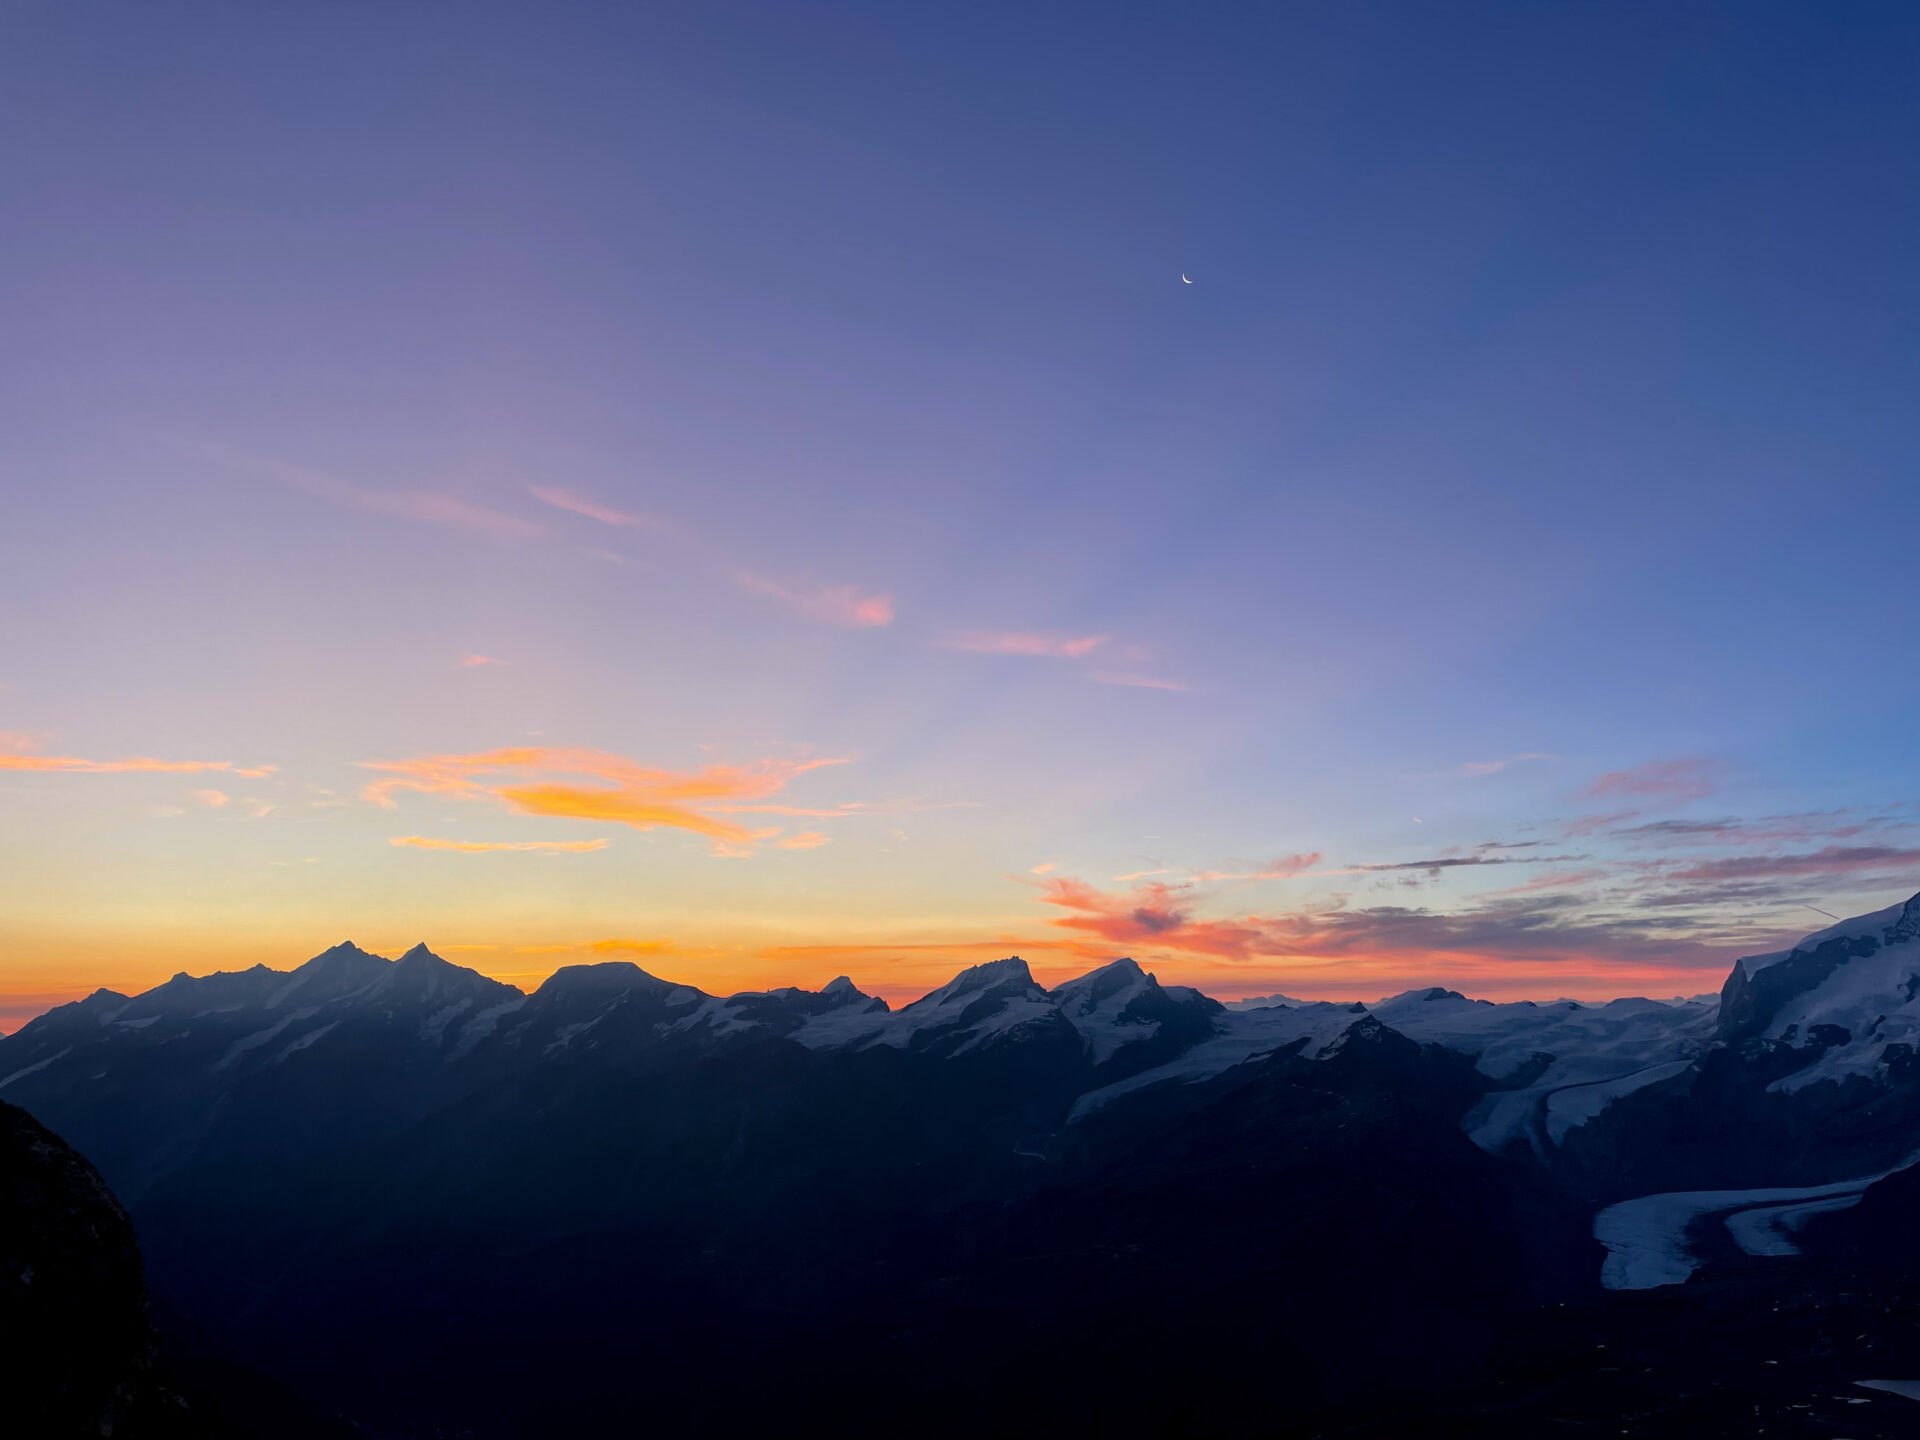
[1460,753,1555,777]
[776,831,830,849]
[736,574,894,628]
[1586,757,1723,801]
[458,654,507,669]
[389,835,610,853]
[0,731,46,752]
[1033,875,1748,976]
[1191,853,1323,883]
[1088,672,1188,692]
[1667,846,1920,882]
[1030,861,1058,875]
[943,632,1108,658]
[527,486,652,528]
[190,789,230,808]
[526,485,652,529]
[1611,811,1902,848]
[0,753,240,774]
[215,446,542,539]
[1357,853,1585,874]
[589,937,677,955]
[360,747,848,856]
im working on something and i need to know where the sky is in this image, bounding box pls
[4,1,1920,1031]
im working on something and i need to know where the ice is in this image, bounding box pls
[1597,1158,1916,1290]
[1857,1380,1920,1402]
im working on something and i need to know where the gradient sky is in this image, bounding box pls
[5,2,1920,1031]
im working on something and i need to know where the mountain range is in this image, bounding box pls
[7,893,1920,1435]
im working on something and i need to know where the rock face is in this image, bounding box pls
[0,1100,160,1436]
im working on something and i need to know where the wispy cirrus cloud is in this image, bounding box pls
[389,835,610,853]
[1611,811,1904,848]
[527,486,653,528]
[1358,852,1585,875]
[0,752,243,774]
[1088,671,1188,692]
[1586,757,1724,801]
[943,631,1109,658]
[189,789,230,808]
[1191,853,1323,883]
[458,654,506,669]
[776,831,830,849]
[1460,752,1555,777]
[360,746,848,857]
[736,574,894,628]
[211,446,542,539]
[1667,845,1920,882]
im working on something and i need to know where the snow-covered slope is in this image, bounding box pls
[1369,988,1719,1153]
[1719,893,1920,1093]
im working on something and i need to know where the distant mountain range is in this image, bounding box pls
[7,893,1920,1435]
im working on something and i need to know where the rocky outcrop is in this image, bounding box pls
[0,1100,165,1436]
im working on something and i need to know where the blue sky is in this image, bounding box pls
[3,2,1918,1024]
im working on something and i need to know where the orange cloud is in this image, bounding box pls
[458,654,506,668]
[190,789,230,808]
[0,753,240,774]
[589,937,677,955]
[943,631,1108,658]
[777,831,830,849]
[736,574,894,628]
[388,835,610,853]
[360,747,848,856]
[528,486,652,528]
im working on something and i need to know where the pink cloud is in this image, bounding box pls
[1088,672,1188,692]
[1586,757,1723,801]
[200,443,544,539]
[527,486,652,528]
[776,831,830,850]
[737,574,894,628]
[1461,753,1554,777]
[1191,852,1323,882]
[943,631,1109,658]
[458,654,507,669]
[190,789,230,808]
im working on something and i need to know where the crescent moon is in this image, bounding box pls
[1181,273,1192,284]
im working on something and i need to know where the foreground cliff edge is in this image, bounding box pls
[0,1098,166,1435]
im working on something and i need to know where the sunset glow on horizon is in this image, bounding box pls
[5,5,1920,1036]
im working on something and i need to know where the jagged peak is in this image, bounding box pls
[396,942,444,965]
[312,940,385,963]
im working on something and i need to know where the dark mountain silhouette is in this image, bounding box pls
[4,895,1920,1435]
